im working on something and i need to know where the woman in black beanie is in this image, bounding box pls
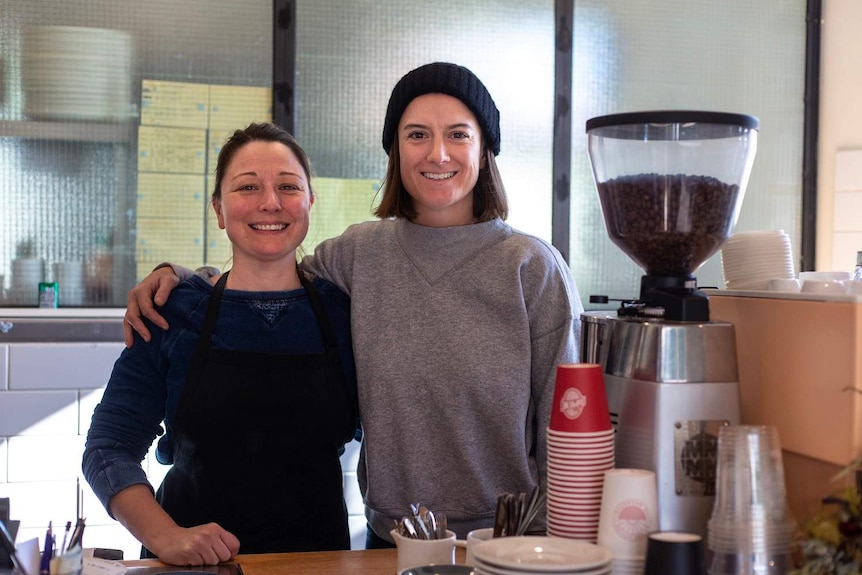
[375,62,505,226]
[124,62,584,550]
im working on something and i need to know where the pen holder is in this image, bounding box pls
[48,546,82,575]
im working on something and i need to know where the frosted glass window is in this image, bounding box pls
[293,0,556,244]
[0,0,271,306]
[0,0,810,308]
[568,0,807,304]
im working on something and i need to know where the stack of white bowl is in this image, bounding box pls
[21,25,134,122]
[720,230,795,290]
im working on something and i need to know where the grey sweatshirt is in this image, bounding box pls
[302,218,583,541]
[182,217,583,540]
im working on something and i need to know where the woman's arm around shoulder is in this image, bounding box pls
[123,263,209,346]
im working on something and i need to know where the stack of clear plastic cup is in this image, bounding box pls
[707,425,796,575]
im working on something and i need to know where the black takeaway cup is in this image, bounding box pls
[644,531,706,575]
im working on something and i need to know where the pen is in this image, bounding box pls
[65,518,85,551]
[39,522,52,575]
[60,521,71,554]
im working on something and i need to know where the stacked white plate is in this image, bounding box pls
[546,428,615,543]
[21,25,134,121]
[720,230,795,290]
[471,536,613,575]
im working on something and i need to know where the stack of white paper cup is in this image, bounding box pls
[597,468,659,575]
[52,261,85,306]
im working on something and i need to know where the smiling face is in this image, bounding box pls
[212,140,313,270]
[397,93,485,227]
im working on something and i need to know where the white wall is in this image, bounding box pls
[818,0,862,271]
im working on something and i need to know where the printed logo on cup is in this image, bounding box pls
[560,387,587,420]
[612,498,652,542]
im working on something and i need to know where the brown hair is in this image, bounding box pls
[373,146,508,221]
[212,122,315,201]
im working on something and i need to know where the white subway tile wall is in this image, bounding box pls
[0,342,368,558]
[0,345,8,390]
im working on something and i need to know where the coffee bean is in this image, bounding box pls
[596,173,740,276]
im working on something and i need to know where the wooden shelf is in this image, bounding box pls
[0,119,136,143]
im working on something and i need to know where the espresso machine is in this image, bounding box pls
[581,111,759,536]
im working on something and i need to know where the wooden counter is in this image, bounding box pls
[123,548,467,575]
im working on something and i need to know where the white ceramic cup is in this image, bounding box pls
[457,527,494,567]
[767,278,801,292]
[597,468,659,560]
[52,261,85,306]
[391,529,458,573]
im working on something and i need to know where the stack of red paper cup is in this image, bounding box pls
[546,363,615,543]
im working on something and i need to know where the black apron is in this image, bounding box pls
[150,270,356,556]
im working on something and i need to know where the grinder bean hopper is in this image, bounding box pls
[582,110,758,536]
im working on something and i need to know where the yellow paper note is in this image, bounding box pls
[141,80,209,129]
[137,173,206,219]
[138,125,207,174]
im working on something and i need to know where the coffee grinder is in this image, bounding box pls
[582,111,759,536]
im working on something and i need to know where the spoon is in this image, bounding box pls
[401,516,418,539]
[414,504,432,539]
[427,508,438,538]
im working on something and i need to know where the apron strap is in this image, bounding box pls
[297,264,339,352]
[187,271,229,376]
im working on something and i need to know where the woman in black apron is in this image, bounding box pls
[153,267,355,555]
[83,123,357,565]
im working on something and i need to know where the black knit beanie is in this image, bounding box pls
[382,62,501,156]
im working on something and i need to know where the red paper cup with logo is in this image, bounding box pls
[549,363,612,433]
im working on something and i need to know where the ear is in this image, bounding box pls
[212,199,226,230]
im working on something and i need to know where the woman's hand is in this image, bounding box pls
[109,485,241,565]
[151,523,241,566]
[124,266,181,346]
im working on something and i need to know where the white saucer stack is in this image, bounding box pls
[720,230,795,290]
[471,536,614,575]
[7,257,45,306]
[22,25,134,122]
